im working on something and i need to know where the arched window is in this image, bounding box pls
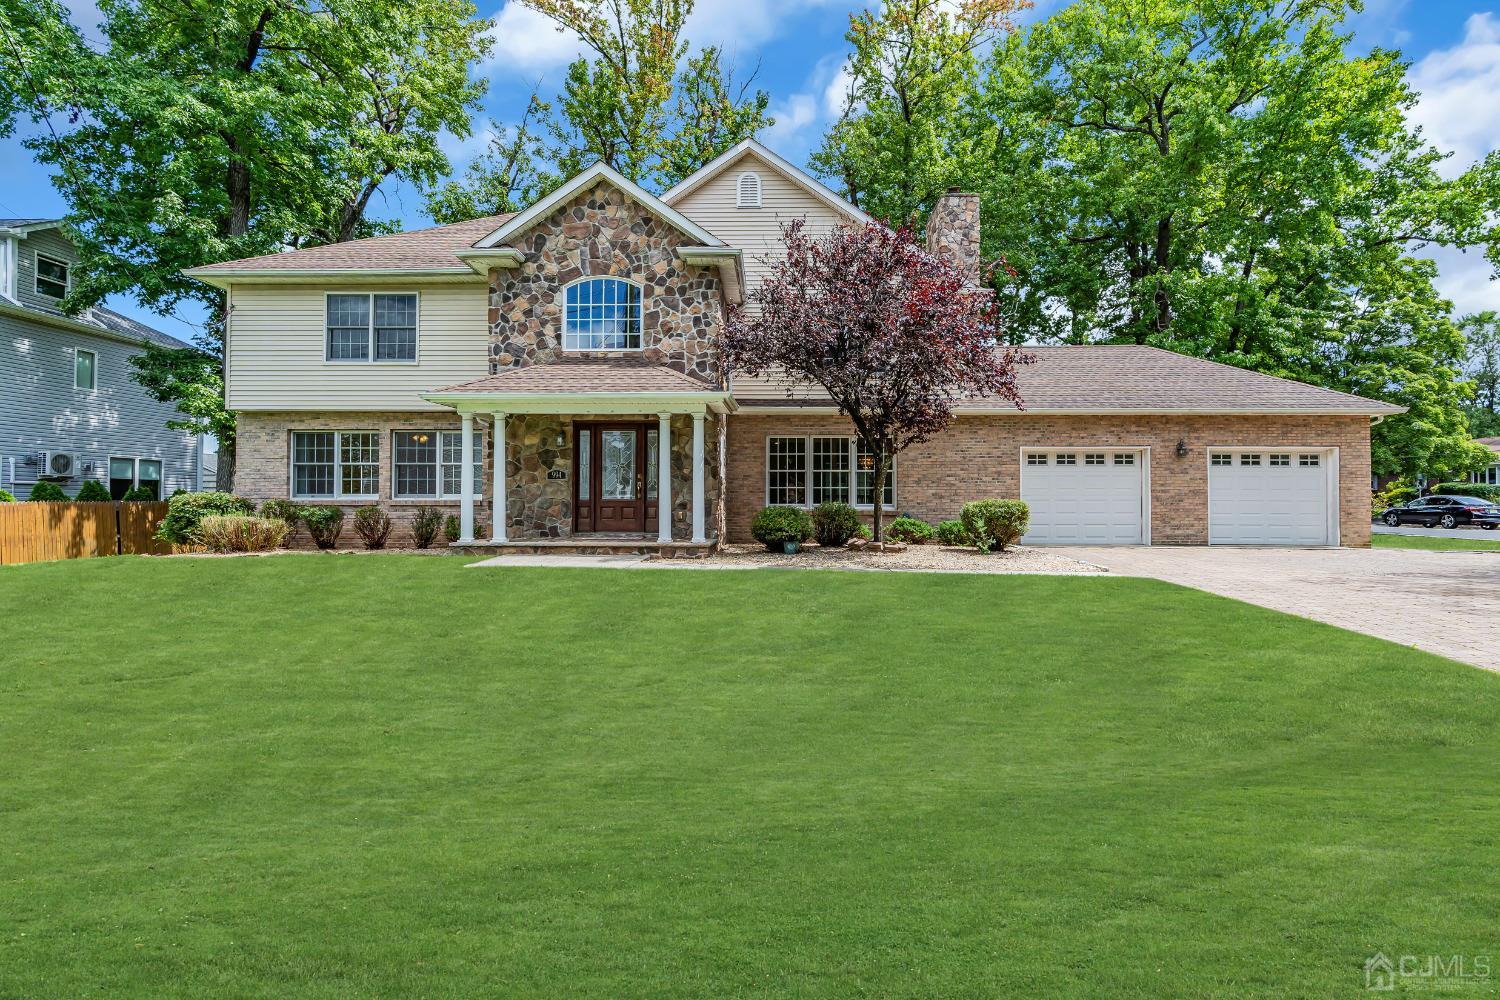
[736,171,762,208]
[563,277,642,351]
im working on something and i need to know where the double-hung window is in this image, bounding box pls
[563,278,642,351]
[392,430,483,499]
[291,431,379,499]
[326,292,418,362]
[767,436,896,508]
[35,253,68,298]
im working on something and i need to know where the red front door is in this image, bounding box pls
[575,423,655,533]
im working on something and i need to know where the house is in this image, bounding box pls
[2,219,207,499]
[186,139,1402,549]
[1469,438,1500,487]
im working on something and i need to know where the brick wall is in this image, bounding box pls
[725,412,1373,546]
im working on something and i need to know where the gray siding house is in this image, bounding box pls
[1,219,204,499]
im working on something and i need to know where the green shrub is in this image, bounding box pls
[1432,481,1500,502]
[27,481,67,502]
[812,501,861,547]
[121,486,157,501]
[443,514,461,544]
[751,506,813,551]
[886,516,934,544]
[960,499,1030,553]
[74,479,110,502]
[0,489,14,503]
[935,519,970,546]
[299,505,345,549]
[156,491,255,543]
[353,505,392,549]
[1373,478,1418,510]
[197,515,289,553]
[855,523,873,540]
[410,506,444,549]
[258,499,301,543]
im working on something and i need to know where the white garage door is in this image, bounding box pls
[1021,450,1146,544]
[1208,450,1332,545]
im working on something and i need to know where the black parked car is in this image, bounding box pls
[1381,494,1500,529]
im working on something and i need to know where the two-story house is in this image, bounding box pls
[1,219,206,499]
[187,139,1402,550]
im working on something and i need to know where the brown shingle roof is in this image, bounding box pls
[1477,436,1500,452]
[732,344,1405,415]
[434,358,721,395]
[191,214,514,272]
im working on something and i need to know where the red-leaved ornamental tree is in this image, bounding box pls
[726,219,1031,543]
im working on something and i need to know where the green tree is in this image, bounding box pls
[425,93,555,224]
[13,0,491,488]
[811,0,1027,226]
[1460,312,1500,437]
[965,0,1500,477]
[0,0,86,139]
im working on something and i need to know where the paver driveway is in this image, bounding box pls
[1067,546,1500,671]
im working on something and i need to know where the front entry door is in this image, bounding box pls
[576,423,657,533]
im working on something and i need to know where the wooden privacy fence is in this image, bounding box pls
[0,501,177,565]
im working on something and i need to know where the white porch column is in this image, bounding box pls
[490,412,507,543]
[459,412,475,543]
[657,412,672,543]
[691,411,706,543]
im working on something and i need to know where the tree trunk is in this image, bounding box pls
[870,451,891,545]
[215,441,236,493]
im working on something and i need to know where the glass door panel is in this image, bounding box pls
[601,429,637,500]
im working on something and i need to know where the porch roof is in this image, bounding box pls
[422,358,733,414]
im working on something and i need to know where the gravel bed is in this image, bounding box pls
[698,542,1106,574]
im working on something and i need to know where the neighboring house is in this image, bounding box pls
[1469,438,1500,486]
[1,219,202,499]
[188,139,1403,549]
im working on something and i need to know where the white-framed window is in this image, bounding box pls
[326,292,418,362]
[736,171,762,208]
[1113,453,1135,466]
[108,457,162,500]
[74,348,96,390]
[1085,452,1106,466]
[1240,453,1261,466]
[563,277,642,351]
[291,430,379,499]
[1211,453,1233,466]
[35,252,69,298]
[1472,464,1500,486]
[1269,453,1291,467]
[392,430,483,499]
[1027,453,1048,466]
[767,436,896,509]
[1055,453,1077,466]
[1299,453,1321,467]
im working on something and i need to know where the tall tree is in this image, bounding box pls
[1460,312,1500,438]
[966,0,1500,477]
[0,0,86,139]
[522,0,771,190]
[425,93,554,224]
[811,0,1028,226]
[726,220,1028,542]
[14,0,491,488]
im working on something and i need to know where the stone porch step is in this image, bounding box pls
[451,535,717,559]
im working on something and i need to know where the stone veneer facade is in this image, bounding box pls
[926,190,982,282]
[725,412,1373,547]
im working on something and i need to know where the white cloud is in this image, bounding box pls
[484,2,587,74]
[1408,12,1500,179]
[764,93,818,148]
[1420,244,1498,317]
[684,0,846,53]
[822,60,855,117]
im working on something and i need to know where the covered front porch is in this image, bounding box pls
[422,360,733,554]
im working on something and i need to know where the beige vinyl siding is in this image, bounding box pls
[226,282,489,411]
[669,149,854,305]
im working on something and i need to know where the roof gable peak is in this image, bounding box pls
[660,139,871,225]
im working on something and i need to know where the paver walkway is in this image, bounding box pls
[1067,546,1500,671]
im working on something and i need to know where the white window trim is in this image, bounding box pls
[1203,445,1340,547]
[74,348,97,390]
[390,429,484,501]
[288,429,381,501]
[35,250,70,298]
[764,435,896,510]
[560,276,645,353]
[323,290,420,365]
[1470,462,1500,486]
[1017,446,1152,546]
[736,170,763,208]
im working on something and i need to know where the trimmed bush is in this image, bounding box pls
[1432,481,1500,502]
[156,491,255,543]
[121,486,158,501]
[0,489,14,503]
[443,514,461,544]
[197,515,289,553]
[27,481,67,502]
[1373,479,1418,510]
[751,505,813,551]
[886,516,934,544]
[410,506,444,549]
[299,505,345,549]
[812,501,861,547]
[74,479,110,502]
[935,519,970,546]
[258,499,301,543]
[960,499,1030,553]
[353,505,393,549]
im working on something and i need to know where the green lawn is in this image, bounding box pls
[1371,530,1500,551]
[3,556,1499,998]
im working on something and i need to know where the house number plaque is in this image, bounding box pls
[547,469,567,481]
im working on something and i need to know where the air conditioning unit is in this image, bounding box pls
[39,451,80,479]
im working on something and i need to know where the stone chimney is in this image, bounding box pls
[925,188,981,283]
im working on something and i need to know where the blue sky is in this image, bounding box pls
[4,0,1497,342]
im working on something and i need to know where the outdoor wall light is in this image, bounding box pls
[1176,439,1189,458]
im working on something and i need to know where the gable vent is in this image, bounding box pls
[736,171,762,208]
